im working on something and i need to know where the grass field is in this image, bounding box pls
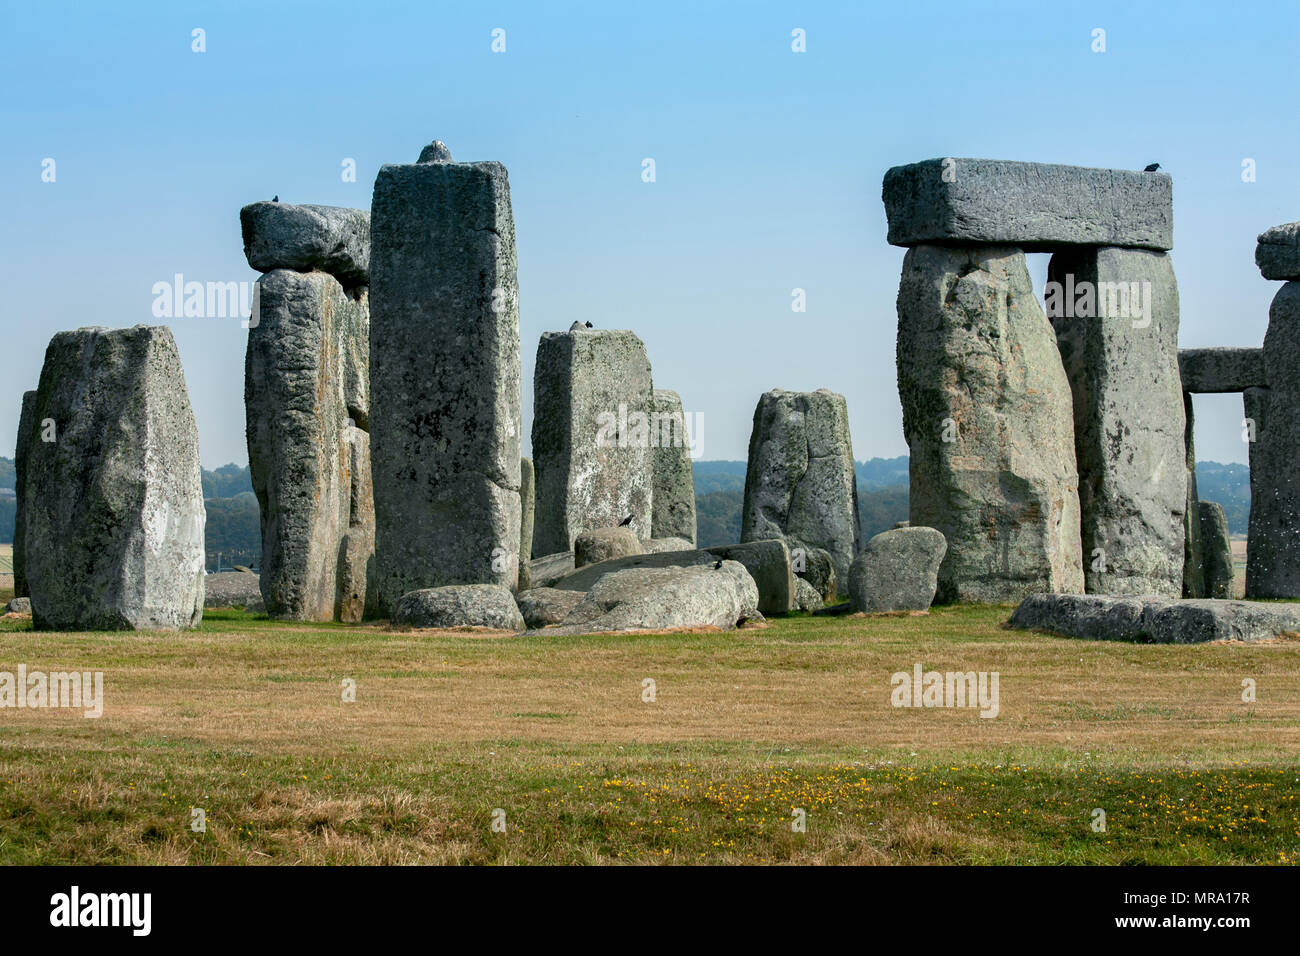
[0,605,1297,865]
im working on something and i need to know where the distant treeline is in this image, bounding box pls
[0,458,1256,569]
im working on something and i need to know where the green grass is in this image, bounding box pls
[0,605,1297,864]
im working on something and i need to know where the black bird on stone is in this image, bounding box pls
[618,514,633,527]
[712,559,724,570]
[585,321,593,328]
[272,195,279,201]
[1143,163,1161,172]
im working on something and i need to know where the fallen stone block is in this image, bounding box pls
[1178,348,1266,393]
[575,526,644,568]
[883,158,1173,250]
[793,545,836,603]
[533,561,758,635]
[4,597,31,615]
[240,201,370,287]
[793,576,823,612]
[392,584,525,631]
[23,326,206,631]
[705,539,795,615]
[1009,592,1300,643]
[528,551,576,590]
[515,587,586,629]
[641,537,695,554]
[551,549,717,592]
[848,527,947,612]
[203,571,265,612]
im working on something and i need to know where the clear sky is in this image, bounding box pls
[3,0,1296,468]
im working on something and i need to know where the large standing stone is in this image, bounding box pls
[1047,247,1186,597]
[518,457,535,588]
[883,159,1173,250]
[22,326,205,630]
[897,245,1084,603]
[1246,281,1300,596]
[650,389,696,545]
[12,390,36,598]
[370,143,522,613]
[740,389,860,588]
[240,201,370,288]
[1181,392,1204,598]
[245,269,371,621]
[531,328,653,555]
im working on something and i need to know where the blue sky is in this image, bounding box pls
[2,0,1296,468]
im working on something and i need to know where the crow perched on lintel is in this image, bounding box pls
[1143,163,1161,172]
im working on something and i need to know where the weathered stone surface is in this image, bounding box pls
[641,537,695,553]
[204,571,265,611]
[1010,592,1300,643]
[392,584,525,631]
[1182,392,1204,599]
[5,597,31,615]
[793,545,836,602]
[515,587,585,629]
[1048,247,1186,597]
[1197,501,1233,600]
[1246,281,1300,597]
[740,389,860,588]
[706,539,796,615]
[1178,348,1266,393]
[650,389,696,544]
[240,201,370,287]
[533,561,758,635]
[23,326,205,631]
[417,140,454,164]
[848,527,947,612]
[370,151,522,613]
[12,390,35,598]
[883,159,1173,250]
[793,576,824,612]
[335,426,375,623]
[245,269,370,621]
[518,457,535,589]
[528,551,575,590]
[1243,386,1274,598]
[531,328,654,555]
[552,549,717,592]
[897,245,1084,603]
[1255,222,1300,280]
[575,526,644,568]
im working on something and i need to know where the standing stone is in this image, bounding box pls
[740,389,860,588]
[335,425,375,623]
[23,326,205,630]
[370,143,522,614]
[1181,392,1204,598]
[518,457,534,589]
[12,390,36,598]
[650,389,696,545]
[1047,247,1186,597]
[245,269,371,621]
[531,328,653,556]
[1246,280,1300,596]
[897,245,1084,603]
[1197,501,1233,599]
